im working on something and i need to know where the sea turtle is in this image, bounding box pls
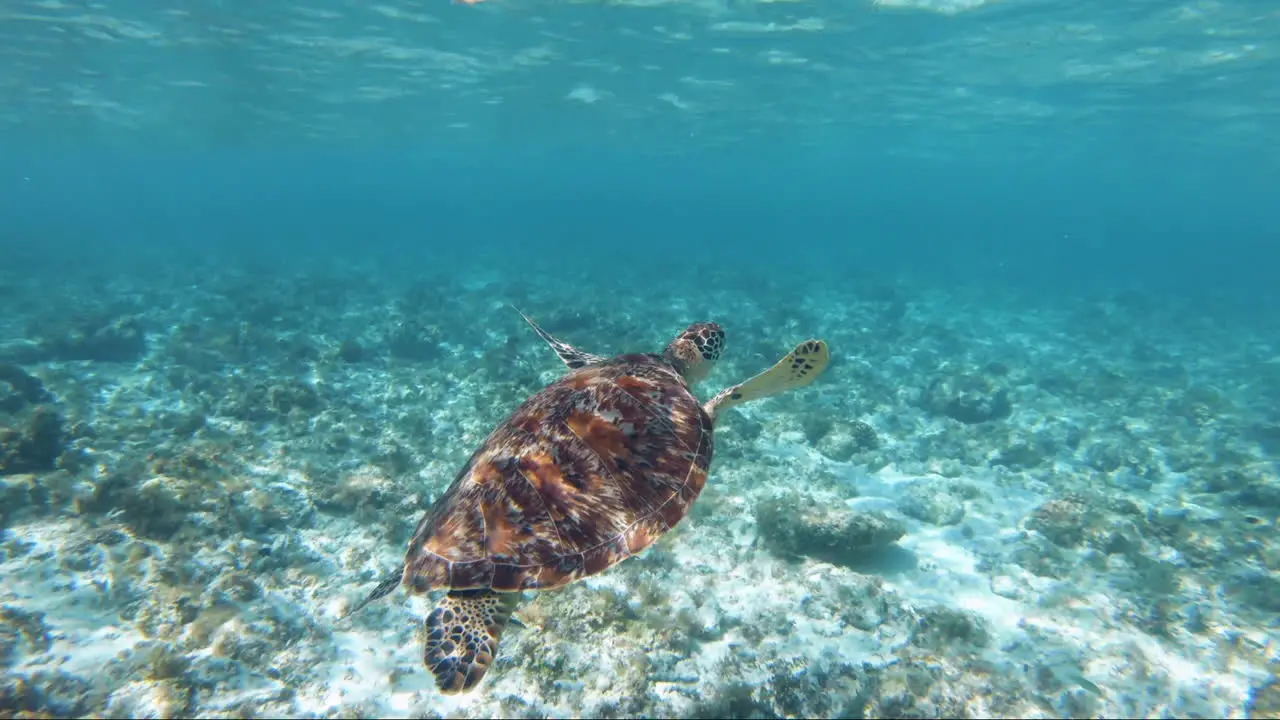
[346,308,830,694]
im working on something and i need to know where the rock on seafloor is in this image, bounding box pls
[756,489,907,562]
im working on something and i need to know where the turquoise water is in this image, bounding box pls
[1,1,1278,718]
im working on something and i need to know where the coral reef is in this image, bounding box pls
[0,259,1274,719]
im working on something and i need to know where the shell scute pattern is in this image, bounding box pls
[404,355,713,594]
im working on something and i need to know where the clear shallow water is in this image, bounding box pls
[2,0,1277,150]
[1,1,1278,718]
[3,0,1279,300]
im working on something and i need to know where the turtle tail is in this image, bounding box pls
[343,563,404,619]
[425,589,520,694]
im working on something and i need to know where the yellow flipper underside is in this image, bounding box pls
[733,339,830,403]
[707,339,830,420]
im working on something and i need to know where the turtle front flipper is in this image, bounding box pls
[705,339,831,421]
[512,305,605,369]
[425,589,521,694]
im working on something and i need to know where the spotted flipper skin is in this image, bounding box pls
[424,589,519,694]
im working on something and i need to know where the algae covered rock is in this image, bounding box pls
[1025,491,1145,556]
[1026,494,1093,548]
[756,490,906,563]
[218,375,324,423]
[386,317,442,361]
[311,466,400,521]
[1084,432,1157,477]
[898,478,968,526]
[0,604,52,667]
[0,406,66,476]
[815,420,881,462]
[991,429,1056,469]
[266,379,322,417]
[922,370,1011,424]
[336,338,365,363]
[1247,677,1280,720]
[0,473,44,528]
[104,679,193,719]
[36,315,148,363]
[909,604,991,652]
[0,362,50,412]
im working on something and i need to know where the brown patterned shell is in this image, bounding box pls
[401,353,713,595]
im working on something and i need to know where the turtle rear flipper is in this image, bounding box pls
[512,306,605,369]
[706,339,830,420]
[425,589,520,694]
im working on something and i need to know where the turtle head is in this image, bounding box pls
[663,322,725,384]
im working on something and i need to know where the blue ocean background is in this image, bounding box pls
[7,141,1279,302]
[2,1,1279,717]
